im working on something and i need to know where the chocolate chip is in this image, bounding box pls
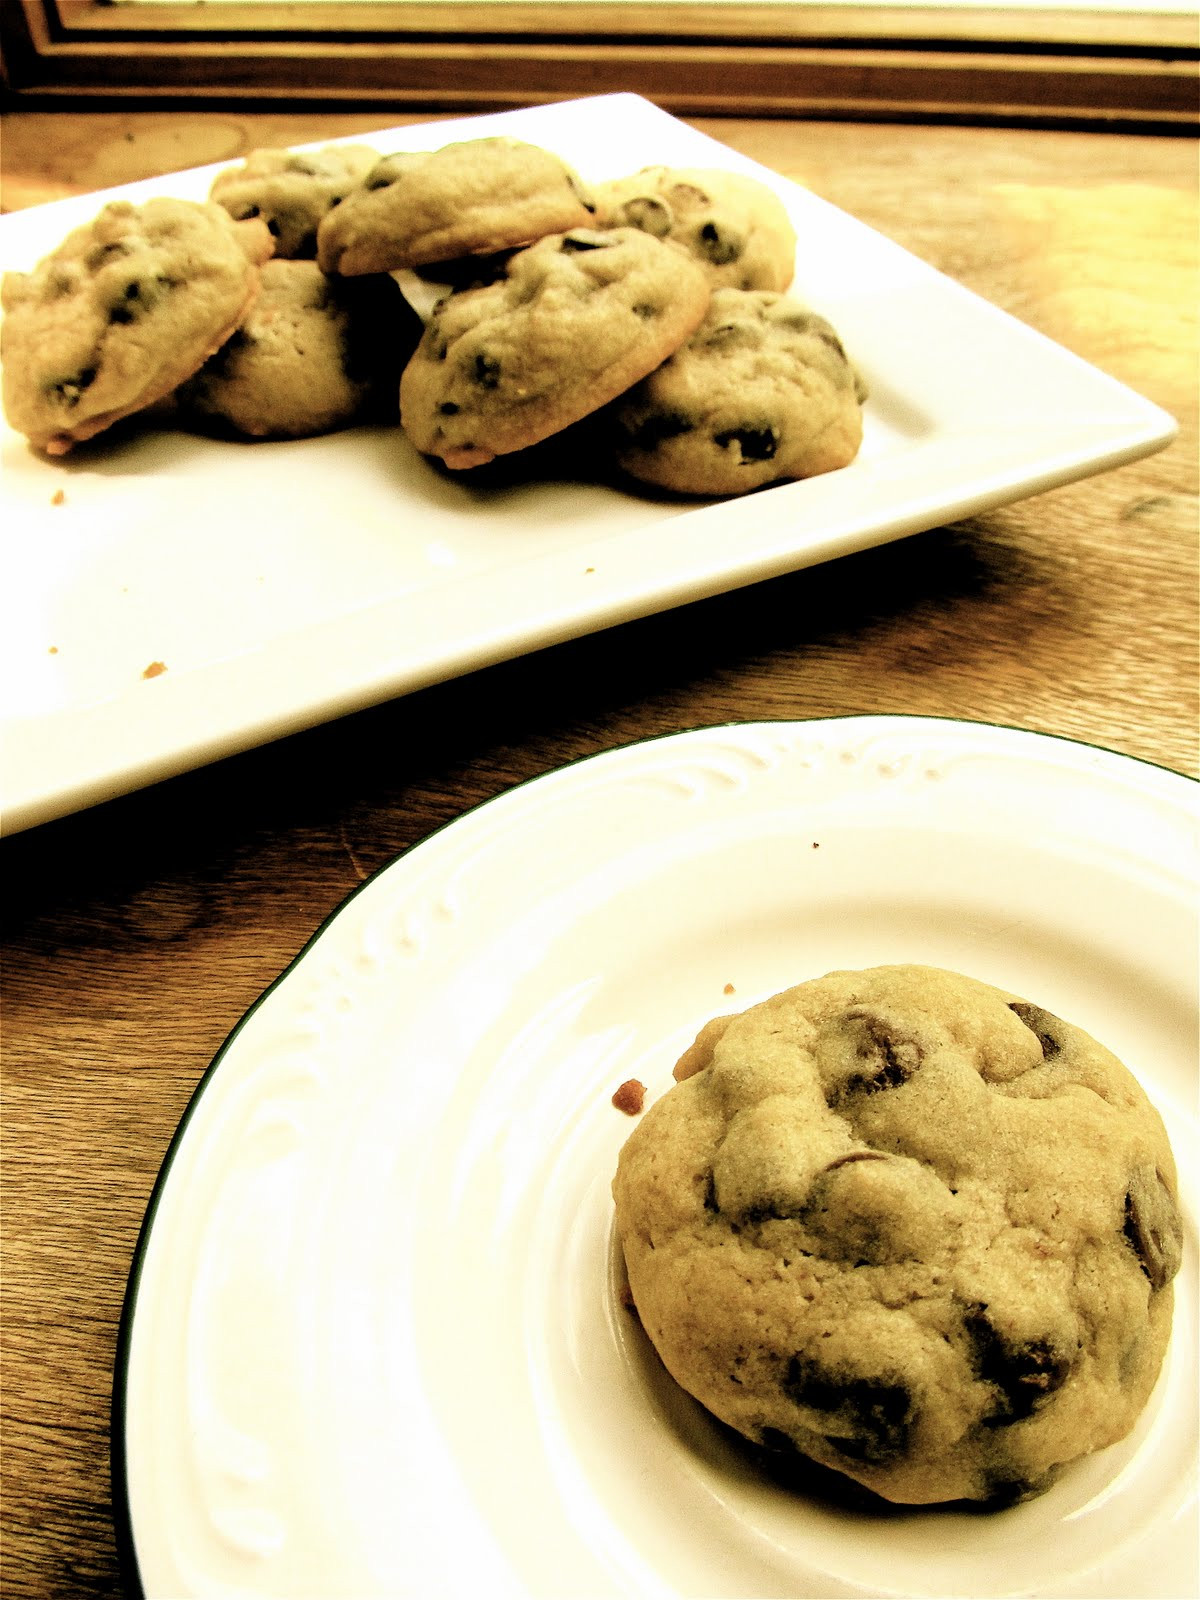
[473,352,501,389]
[831,1008,922,1100]
[621,196,672,238]
[106,274,170,325]
[631,302,661,320]
[47,269,78,299]
[559,233,611,253]
[107,281,143,325]
[713,425,778,463]
[1123,1166,1183,1290]
[624,410,693,451]
[85,240,132,271]
[697,220,742,265]
[812,323,849,359]
[767,305,820,334]
[701,320,754,350]
[364,159,402,191]
[981,1467,1060,1507]
[783,1355,913,1464]
[438,401,460,416]
[963,1307,1072,1423]
[1008,1001,1065,1059]
[49,367,97,406]
[422,318,449,362]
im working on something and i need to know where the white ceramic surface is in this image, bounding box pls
[115,715,1199,1599]
[0,95,1178,833]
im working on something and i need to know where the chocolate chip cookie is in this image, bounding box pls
[316,136,595,277]
[209,142,379,260]
[399,226,712,469]
[612,965,1183,1505]
[592,165,797,291]
[1,197,272,455]
[177,259,422,439]
[610,289,865,497]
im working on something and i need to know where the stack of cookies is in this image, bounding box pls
[0,148,422,453]
[1,134,867,498]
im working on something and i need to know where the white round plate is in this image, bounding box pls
[113,716,1199,1599]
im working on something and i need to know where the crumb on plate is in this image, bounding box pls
[612,1078,646,1115]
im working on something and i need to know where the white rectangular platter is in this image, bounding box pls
[0,94,1177,833]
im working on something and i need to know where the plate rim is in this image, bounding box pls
[109,711,1199,1599]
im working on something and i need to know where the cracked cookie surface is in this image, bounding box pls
[1,197,271,455]
[610,288,865,497]
[399,226,711,469]
[611,964,1182,1505]
[316,136,595,277]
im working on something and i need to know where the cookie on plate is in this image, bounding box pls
[592,166,797,291]
[610,289,865,497]
[176,259,422,439]
[316,136,595,277]
[612,965,1183,1506]
[399,226,711,470]
[209,143,379,260]
[1,197,272,455]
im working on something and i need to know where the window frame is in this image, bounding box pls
[2,0,1196,128]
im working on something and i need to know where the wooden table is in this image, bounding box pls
[2,108,1196,1599]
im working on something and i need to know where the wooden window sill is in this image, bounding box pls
[2,0,1197,127]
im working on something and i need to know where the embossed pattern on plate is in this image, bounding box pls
[115,717,1199,1598]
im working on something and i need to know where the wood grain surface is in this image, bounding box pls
[7,3,1196,126]
[1,107,1197,1600]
